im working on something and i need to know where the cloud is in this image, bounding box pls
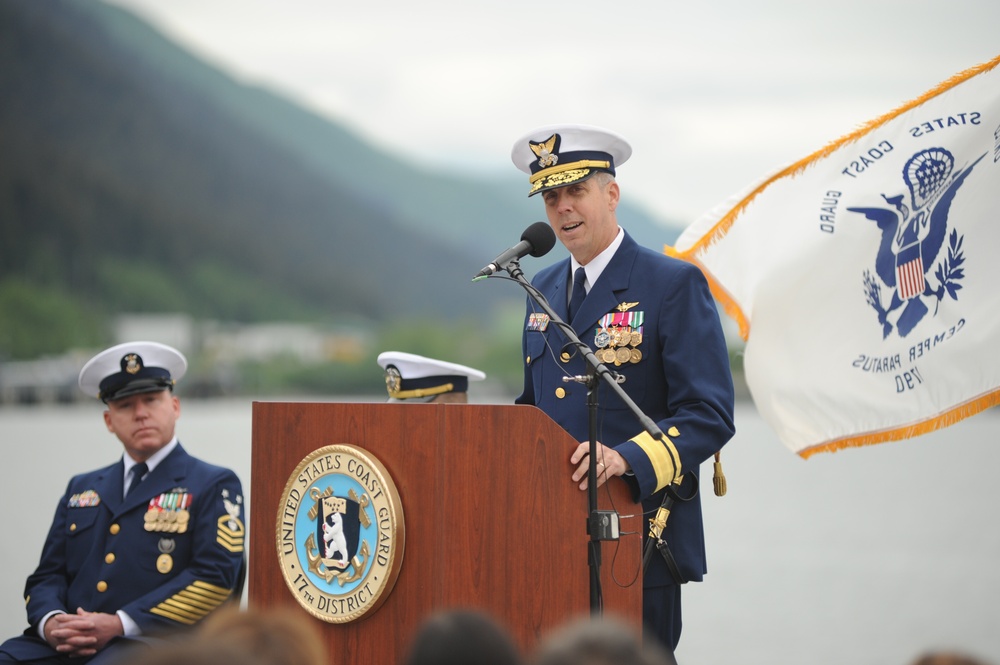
[103,0,1000,223]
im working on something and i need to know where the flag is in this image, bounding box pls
[667,55,1000,458]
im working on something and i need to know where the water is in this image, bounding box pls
[1,398,998,665]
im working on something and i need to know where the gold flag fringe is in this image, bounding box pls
[799,389,1000,459]
[662,246,750,339]
[665,52,1000,343]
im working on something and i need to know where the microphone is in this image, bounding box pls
[473,222,556,280]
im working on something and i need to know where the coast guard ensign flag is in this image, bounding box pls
[667,55,1000,458]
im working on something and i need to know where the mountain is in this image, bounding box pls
[0,0,683,362]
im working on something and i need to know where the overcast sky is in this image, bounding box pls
[104,0,1000,227]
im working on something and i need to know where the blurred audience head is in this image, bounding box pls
[402,608,523,665]
[127,639,269,665]
[125,606,327,665]
[910,652,996,665]
[194,605,328,665]
[530,614,675,665]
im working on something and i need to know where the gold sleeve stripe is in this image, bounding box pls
[149,580,233,625]
[170,592,224,612]
[191,580,232,596]
[150,603,202,625]
[164,596,218,615]
[630,430,680,492]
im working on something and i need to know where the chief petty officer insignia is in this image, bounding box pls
[123,353,142,374]
[276,444,405,623]
[218,489,245,552]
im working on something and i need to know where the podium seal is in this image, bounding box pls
[276,444,405,623]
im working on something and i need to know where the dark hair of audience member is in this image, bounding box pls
[402,608,523,665]
[530,614,675,665]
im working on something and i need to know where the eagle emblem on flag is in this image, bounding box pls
[848,147,985,339]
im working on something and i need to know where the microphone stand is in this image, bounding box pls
[501,258,670,615]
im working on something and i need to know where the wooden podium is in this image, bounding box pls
[249,402,642,662]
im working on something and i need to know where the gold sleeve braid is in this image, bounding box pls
[149,580,233,625]
[629,430,681,492]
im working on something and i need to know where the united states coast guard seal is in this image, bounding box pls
[276,444,405,623]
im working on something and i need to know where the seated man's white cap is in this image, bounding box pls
[79,341,187,403]
[377,351,485,401]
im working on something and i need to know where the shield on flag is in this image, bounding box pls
[894,241,925,301]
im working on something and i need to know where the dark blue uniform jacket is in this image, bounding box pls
[1,443,244,661]
[517,231,736,587]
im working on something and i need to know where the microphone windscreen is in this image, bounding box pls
[521,222,557,258]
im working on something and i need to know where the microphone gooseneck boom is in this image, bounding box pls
[472,222,556,280]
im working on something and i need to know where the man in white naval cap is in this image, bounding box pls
[510,124,736,655]
[0,341,246,665]
[377,351,486,404]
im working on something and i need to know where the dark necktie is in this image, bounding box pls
[568,267,587,320]
[125,462,148,498]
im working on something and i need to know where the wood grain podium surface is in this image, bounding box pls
[250,402,642,662]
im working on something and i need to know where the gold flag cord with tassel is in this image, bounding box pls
[713,452,727,496]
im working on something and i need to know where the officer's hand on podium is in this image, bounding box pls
[570,441,629,490]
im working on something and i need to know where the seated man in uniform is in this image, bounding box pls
[0,341,246,665]
[377,352,486,404]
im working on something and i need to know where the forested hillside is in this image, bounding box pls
[0,0,681,389]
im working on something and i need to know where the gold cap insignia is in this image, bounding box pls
[123,353,142,374]
[529,134,559,168]
[384,366,402,396]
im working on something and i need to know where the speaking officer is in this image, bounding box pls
[0,341,246,665]
[510,124,736,653]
